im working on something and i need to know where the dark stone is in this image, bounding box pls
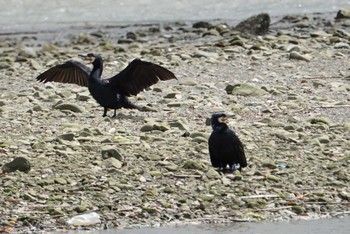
[126,32,138,40]
[2,157,31,173]
[117,39,134,44]
[235,13,271,35]
[192,21,213,29]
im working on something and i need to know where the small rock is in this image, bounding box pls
[318,135,330,144]
[206,168,221,179]
[193,21,213,29]
[20,47,37,58]
[54,178,67,185]
[153,123,170,132]
[101,146,124,161]
[169,120,189,131]
[53,103,84,113]
[183,160,204,170]
[140,123,154,132]
[58,133,75,141]
[289,51,312,62]
[103,157,123,169]
[308,117,330,125]
[291,205,305,214]
[265,174,281,182]
[192,136,208,143]
[226,83,268,96]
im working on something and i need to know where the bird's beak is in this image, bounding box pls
[219,114,234,123]
[79,54,94,63]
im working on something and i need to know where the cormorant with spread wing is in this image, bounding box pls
[36,53,177,117]
[208,113,247,172]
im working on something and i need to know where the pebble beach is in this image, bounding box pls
[0,9,350,233]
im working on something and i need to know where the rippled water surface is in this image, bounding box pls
[1,0,349,32]
[64,216,350,234]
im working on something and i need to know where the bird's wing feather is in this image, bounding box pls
[208,133,223,167]
[36,60,91,87]
[227,130,247,168]
[107,59,177,96]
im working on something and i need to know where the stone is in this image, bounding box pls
[140,123,154,132]
[183,160,204,170]
[168,120,189,131]
[54,178,67,185]
[289,51,312,62]
[2,157,31,173]
[103,157,123,169]
[206,168,221,179]
[291,205,305,214]
[193,21,213,29]
[335,8,350,19]
[53,103,84,113]
[318,135,330,144]
[101,146,124,161]
[225,83,268,96]
[265,174,281,182]
[58,133,75,141]
[235,13,271,35]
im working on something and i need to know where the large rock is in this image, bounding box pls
[235,13,270,35]
[2,157,31,173]
[335,8,350,19]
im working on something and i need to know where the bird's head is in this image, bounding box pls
[210,113,231,130]
[79,53,102,66]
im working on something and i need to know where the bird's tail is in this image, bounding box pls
[122,98,141,110]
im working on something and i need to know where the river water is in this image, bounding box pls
[0,0,349,33]
[2,0,350,233]
[65,216,350,234]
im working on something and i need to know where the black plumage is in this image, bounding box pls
[208,113,247,172]
[36,53,177,117]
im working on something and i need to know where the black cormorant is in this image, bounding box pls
[208,113,247,172]
[36,53,177,117]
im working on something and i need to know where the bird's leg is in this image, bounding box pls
[112,109,117,118]
[102,108,108,117]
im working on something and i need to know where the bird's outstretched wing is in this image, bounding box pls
[36,60,91,87]
[107,59,177,96]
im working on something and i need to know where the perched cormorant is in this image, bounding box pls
[36,53,177,117]
[208,113,247,172]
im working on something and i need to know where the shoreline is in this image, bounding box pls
[0,10,349,233]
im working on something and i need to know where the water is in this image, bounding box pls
[0,0,349,33]
[64,216,350,234]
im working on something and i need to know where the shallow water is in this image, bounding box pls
[0,0,349,33]
[64,216,350,234]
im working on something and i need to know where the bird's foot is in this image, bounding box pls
[111,109,117,118]
[230,164,240,172]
